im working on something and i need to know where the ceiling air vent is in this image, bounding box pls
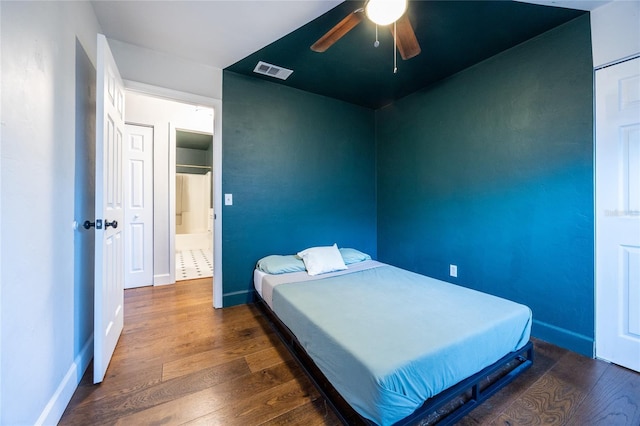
[253,61,293,80]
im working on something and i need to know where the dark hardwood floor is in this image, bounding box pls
[60,278,640,425]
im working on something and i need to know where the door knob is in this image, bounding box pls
[105,220,118,229]
[83,219,103,230]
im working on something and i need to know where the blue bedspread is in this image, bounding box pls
[271,264,532,425]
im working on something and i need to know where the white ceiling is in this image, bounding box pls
[91,0,607,72]
[515,0,608,11]
[91,0,342,70]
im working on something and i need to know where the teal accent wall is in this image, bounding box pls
[221,16,594,356]
[376,16,594,355]
[222,72,377,306]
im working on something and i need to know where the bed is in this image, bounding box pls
[254,246,533,425]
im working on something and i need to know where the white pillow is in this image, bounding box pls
[297,244,347,276]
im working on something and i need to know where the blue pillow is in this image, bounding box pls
[256,255,306,274]
[339,248,372,265]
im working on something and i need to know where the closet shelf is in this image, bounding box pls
[177,164,212,170]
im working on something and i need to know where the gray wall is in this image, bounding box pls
[1,1,102,423]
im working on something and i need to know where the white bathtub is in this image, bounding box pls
[176,231,212,251]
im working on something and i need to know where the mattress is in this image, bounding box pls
[255,260,384,308]
[256,262,532,426]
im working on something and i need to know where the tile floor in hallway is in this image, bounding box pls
[176,249,213,281]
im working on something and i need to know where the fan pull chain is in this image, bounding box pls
[393,21,398,74]
[374,24,380,48]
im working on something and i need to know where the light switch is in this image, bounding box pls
[449,264,458,278]
[224,193,233,206]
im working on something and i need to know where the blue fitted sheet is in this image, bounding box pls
[271,264,532,425]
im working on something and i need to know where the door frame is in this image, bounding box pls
[171,124,214,285]
[124,80,223,308]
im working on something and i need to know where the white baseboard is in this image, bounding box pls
[35,336,93,425]
[154,273,174,286]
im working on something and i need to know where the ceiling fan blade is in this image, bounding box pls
[393,14,421,60]
[311,10,364,53]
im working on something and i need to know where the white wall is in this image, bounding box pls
[591,0,640,67]
[109,39,223,100]
[125,92,214,285]
[1,4,3,420]
[0,1,225,421]
[110,37,223,295]
[0,1,101,424]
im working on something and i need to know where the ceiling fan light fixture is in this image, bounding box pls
[365,0,407,26]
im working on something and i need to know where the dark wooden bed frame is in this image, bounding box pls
[255,292,534,425]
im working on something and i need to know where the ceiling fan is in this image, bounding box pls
[310,0,421,60]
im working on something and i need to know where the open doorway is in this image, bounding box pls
[175,130,214,281]
[123,89,221,307]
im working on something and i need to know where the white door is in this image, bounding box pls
[94,34,125,383]
[595,57,640,372]
[124,124,153,289]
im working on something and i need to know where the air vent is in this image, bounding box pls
[253,61,293,80]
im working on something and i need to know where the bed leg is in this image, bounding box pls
[472,383,480,402]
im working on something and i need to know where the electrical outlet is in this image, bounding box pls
[450,264,458,278]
